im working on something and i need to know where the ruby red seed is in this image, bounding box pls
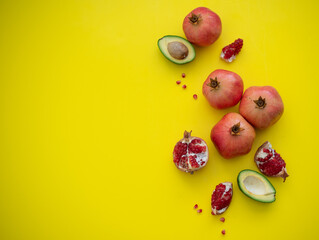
[194,204,198,209]
[176,80,181,85]
[182,73,186,78]
[221,229,226,235]
[220,217,225,222]
[182,84,187,89]
[197,209,202,213]
[193,94,198,100]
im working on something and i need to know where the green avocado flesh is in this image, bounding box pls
[158,35,195,64]
[237,169,276,203]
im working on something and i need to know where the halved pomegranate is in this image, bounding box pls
[173,131,208,173]
[211,182,233,215]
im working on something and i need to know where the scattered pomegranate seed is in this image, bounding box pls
[220,217,225,222]
[221,229,226,235]
[194,204,198,209]
[197,209,202,213]
[176,80,181,85]
[193,94,198,100]
[182,73,186,78]
[182,84,187,89]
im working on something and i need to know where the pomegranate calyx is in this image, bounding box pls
[188,12,201,24]
[183,130,192,140]
[208,77,220,90]
[231,122,244,136]
[280,168,289,182]
[254,96,267,109]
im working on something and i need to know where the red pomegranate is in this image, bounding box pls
[211,113,256,159]
[183,7,222,47]
[202,69,244,109]
[211,182,233,215]
[239,86,284,129]
[254,141,289,182]
[173,131,208,173]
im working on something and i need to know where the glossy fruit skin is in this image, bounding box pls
[239,86,284,129]
[183,7,222,47]
[202,69,243,109]
[211,113,256,159]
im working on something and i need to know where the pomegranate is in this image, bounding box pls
[220,38,243,62]
[202,69,244,109]
[211,113,256,159]
[183,7,222,47]
[255,141,289,182]
[211,182,233,215]
[173,131,208,173]
[239,86,284,129]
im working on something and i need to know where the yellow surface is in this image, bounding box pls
[0,0,318,239]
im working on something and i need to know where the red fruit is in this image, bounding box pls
[239,86,284,129]
[173,131,208,173]
[221,229,226,235]
[211,113,256,159]
[183,7,222,47]
[211,182,233,215]
[220,38,243,62]
[202,69,243,109]
[255,141,289,182]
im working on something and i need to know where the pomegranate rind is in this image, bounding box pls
[211,182,233,215]
[254,141,289,182]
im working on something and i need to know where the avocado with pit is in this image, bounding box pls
[237,169,276,203]
[158,35,195,64]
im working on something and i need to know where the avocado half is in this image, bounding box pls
[237,169,276,203]
[158,35,195,64]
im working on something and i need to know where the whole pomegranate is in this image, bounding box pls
[183,7,222,47]
[202,69,244,109]
[211,182,233,215]
[211,113,256,159]
[173,131,208,173]
[255,141,289,182]
[239,86,284,129]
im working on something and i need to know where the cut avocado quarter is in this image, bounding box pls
[158,35,195,64]
[237,169,276,203]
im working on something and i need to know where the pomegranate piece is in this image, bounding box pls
[220,217,225,222]
[221,229,226,235]
[255,141,289,182]
[176,80,181,85]
[202,69,244,109]
[183,7,222,47]
[173,131,208,173]
[211,182,233,215]
[194,204,198,209]
[220,38,243,62]
[239,86,284,129]
[211,113,256,159]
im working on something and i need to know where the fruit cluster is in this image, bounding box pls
[158,6,289,227]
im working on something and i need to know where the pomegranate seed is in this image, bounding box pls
[220,217,225,222]
[197,209,202,213]
[176,80,181,85]
[194,204,198,209]
[221,229,226,235]
[182,73,186,78]
[193,94,198,100]
[182,84,187,89]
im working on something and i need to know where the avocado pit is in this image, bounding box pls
[167,41,189,60]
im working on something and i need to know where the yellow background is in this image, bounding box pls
[0,0,318,239]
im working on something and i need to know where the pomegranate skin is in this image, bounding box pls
[183,7,222,47]
[202,69,243,109]
[239,86,284,129]
[211,113,256,159]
